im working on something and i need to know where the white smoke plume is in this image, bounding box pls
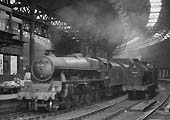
[57,0,124,44]
[53,0,150,58]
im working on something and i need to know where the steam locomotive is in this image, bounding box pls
[18,51,124,111]
[122,59,158,99]
[17,51,158,111]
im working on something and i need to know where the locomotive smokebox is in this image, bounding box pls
[31,54,55,82]
[31,53,100,83]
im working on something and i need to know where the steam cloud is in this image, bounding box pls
[113,0,150,58]
[57,0,124,44]
[52,0,150,58]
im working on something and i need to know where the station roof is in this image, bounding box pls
[7,0,170,63]
[33,0,170,34]
[33,0,170,55]
[14,0,169,43]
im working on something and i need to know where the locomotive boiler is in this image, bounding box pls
[32,52,101,82]
[18,51,124,111]
[122,59,158,99]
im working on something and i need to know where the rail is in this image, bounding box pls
[137,81,170,120]
[0,95,126,120]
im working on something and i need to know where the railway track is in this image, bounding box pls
[71,100,142,120]
[144,80,170,120]
[0,99,26,115]
[1,81,169,120]
[0,111,34,120]
[50,82,169,120]
[110,82,169,120]
[0,95,127,120]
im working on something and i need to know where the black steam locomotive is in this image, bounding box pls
[18,51,158,111]
[18,51,125,111]
[122,59,158,99]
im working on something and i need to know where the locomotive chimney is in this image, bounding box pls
[45,49,55,56]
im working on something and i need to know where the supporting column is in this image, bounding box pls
[29,2,35,67]
[9,10,12,32]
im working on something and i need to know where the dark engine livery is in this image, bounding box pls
[18,52,158,111]
[122,59,158,98]
[32,53,100,82]
[18,52,125,111]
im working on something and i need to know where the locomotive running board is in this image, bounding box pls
[62,79,107,84]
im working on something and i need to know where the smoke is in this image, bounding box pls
[113,0,150,58]
[48,26,62,45]
[57,0,124,44]
[120,0,149,29]
[52,0,150,58]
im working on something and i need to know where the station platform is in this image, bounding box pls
[130,100,157,111]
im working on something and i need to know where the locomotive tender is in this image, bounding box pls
[18,51,124,111]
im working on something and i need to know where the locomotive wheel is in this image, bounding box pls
[87,85,93,103]
[90,90,95,102]
[88,90,93,103]
[78,94,84,105]
[95,90,100,101]
[138,91,145,99]
[66,97,72,108]
[73,95,79,106]
[144,93,149,100]
[95,84,101,101]
[82,94,89,105]
[128,91,134,99]
[86,93,90,104]
[90,85,98,102]
[60,96,72,109]
[148,87,156,98]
